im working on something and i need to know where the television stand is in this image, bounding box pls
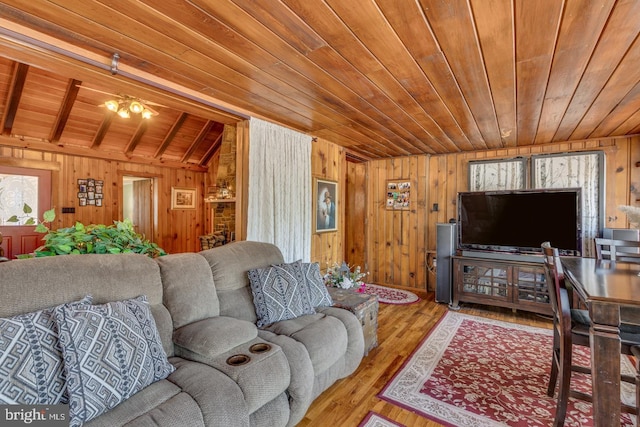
[460,250,543,263]
[451,253,552,316]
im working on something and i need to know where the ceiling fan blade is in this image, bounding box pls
[76,84,120,97]
[142,100,167,108]
[143,104,160,116]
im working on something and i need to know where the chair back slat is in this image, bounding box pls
[541,242,573,335]
[594,237,640,263]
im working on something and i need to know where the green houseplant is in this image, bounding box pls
[24,208,166,258]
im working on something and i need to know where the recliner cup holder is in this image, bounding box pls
[249,343,271,354]
[226,354,251,366]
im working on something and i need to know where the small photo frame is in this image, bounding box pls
[314,178,338,233]
[386,180,411,210]
[171,187,197,209]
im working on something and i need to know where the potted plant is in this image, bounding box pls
[14,208,166,258]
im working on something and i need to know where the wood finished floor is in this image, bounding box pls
[297,290,553,426]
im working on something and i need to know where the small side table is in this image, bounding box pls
[327,287,379,355]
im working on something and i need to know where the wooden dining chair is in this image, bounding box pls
[541,242,640,427]
[594,237,640,263]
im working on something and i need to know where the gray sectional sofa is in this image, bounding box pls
[0,241,365,426]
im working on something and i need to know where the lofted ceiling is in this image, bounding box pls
[0,57,231,170]
[1,0,640,164]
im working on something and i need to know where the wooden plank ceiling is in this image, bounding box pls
[0,0,640,164]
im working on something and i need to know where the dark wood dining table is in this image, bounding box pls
[561,256,640,427]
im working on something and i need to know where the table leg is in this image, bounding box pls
[589,301,621,427]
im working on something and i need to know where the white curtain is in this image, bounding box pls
[247,118,312,262]
[533,152,602,257]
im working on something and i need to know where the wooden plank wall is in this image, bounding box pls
[345,161,366,269]
[310,137,345,270]
[0,146,206,254]
[363,136,640,292]
[365,156,428,290]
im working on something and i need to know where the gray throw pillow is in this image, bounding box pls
[54,295,174,427]
[301,262,333,307]
[0,296,92,405]
[248,260,315,328]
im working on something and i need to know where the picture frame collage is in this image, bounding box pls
[386,180,411,210]
[77,178,104,207]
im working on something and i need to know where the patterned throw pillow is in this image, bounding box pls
[248,260,316,328]
[301,262,333,308]
[0,296,92,405]
[54,295,175,427]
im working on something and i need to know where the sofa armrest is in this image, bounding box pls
[173,316,258,358]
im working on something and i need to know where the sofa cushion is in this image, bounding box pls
[262,313,348,375]
[0,254,174,357]
[301,262,333,308]
[248,261,315,328]
[54,295,175,426]
[0,296,91,405]
[199,241,285,322]
[173,316,258,358]
[156,253,220,327]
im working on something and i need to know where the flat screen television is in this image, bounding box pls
[457,188,582,256]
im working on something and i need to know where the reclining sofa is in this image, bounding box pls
[0,241,365,426]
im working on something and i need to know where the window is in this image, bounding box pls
[466,151,604,257]
[468,158,526,191]
[532,151,603,257]
[0,172,39,225]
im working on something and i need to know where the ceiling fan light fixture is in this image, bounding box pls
[104,94,158,119]
[117,106,130,118]
[129,100,144,114]
[104,99,119,112]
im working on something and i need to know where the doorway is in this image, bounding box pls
[122,176,156,241]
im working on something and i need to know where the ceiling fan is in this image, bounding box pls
[77,85,163,119]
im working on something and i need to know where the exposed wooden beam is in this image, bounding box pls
[91,111,115,148]
[2,62,29,136]
[49,78,81,142]
[199,132,223,167]
[181,120,213,163]
[154,112,187,158]
[125,120,149,155]
[0,134,207,171]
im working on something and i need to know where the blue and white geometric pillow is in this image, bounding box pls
[301,262,333,308]
[54,295,174,427]
[0,296,92,405]
[248,260,316,328]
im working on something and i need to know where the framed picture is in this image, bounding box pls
[386,180,411,210]
[171,187,197,209]
[314,178,337,233]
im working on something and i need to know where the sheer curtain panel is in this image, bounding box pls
[247,118,312,262]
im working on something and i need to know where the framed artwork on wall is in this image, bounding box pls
[171,187,196,209]
[314,178,337,233]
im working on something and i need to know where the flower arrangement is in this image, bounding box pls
[324,261,369,292]
[619,205,640,228]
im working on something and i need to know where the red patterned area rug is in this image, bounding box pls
[358,411,405,427]
[361,284,420,305]
[378,311,636,427]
